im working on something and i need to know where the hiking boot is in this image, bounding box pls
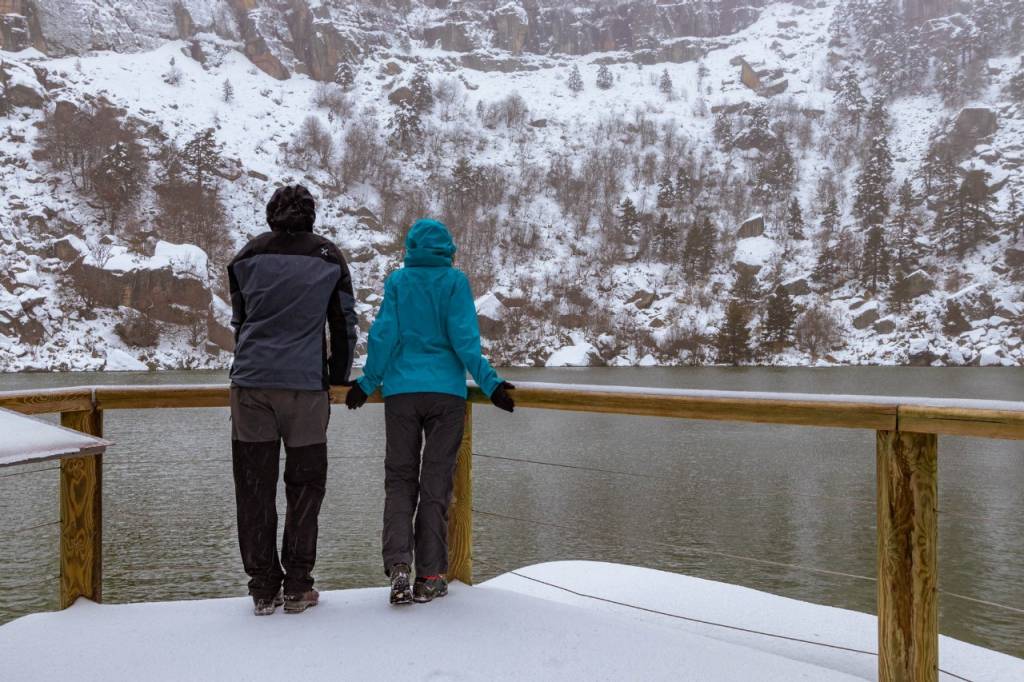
[389,564,413,605]
[413,575,448,603]
[283,589,319,614]
[253,591,284,616]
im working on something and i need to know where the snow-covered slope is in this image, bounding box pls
[0,0,1022,371]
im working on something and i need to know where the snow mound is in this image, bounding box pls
[734,236,775,268]
[103,349,148,372]
[545,335,600,367]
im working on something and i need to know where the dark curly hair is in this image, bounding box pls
[266,185,316,232]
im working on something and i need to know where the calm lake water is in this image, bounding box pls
[1,367,1022,659]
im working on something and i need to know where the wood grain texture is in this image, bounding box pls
[0,389,93,415]
[59,409,104,609]
[898,406,1024,440]
[471,386,899,431]
[447,403,473,585]
[876,431,938,682]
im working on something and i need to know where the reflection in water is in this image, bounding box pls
[0,367,1022,659]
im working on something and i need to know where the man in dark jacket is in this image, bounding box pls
[228,185,358,616]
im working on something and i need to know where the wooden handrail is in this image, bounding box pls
[2,379,1022,682]
[2,381,1024,438]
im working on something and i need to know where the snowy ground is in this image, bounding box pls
[1,562,1020,681]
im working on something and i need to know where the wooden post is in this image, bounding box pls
[876,430,938,682]
[447,402,473,585]
[59,408,104,608]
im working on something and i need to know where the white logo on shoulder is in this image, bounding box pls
[320,247,329,257]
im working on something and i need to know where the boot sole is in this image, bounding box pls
[283,601,318,614]
[413,588,448,604]
[390,593,413,605]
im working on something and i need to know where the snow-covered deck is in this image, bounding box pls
[1,562,1019,682]
[0,407,109,467]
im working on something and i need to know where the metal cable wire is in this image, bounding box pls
[0,520,59,537]
[0,466,60,480]
[474,557,974,682]
[474,507,877,583]
[475,507,1024,616]
[472,453,1024,529]
[6,574,59,591]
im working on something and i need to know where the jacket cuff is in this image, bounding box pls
[356,376,377,396]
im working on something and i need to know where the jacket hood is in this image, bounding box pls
[404,219,457,267]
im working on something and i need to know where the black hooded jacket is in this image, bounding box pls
[227,225,358,391]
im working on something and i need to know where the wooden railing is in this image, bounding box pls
[2,381,1024,682]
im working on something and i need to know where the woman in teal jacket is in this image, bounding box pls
[345,218,514,605]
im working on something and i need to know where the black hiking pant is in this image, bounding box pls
[230,387,329,598]
[381,393,466,577]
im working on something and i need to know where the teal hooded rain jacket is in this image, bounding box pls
[356,219,504,399]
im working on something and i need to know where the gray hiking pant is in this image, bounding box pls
[230,387,330,597]
[382,393,466,577]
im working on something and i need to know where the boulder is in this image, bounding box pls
[781,277,810,297]
[69,260,211,326]
[732,126,776,151]
[1005,246,1024,268]
[852,305,880,330]
[206,312,235,353]
[946,107,998,156]
[423,22,475,52]
[873,318,897,335]
[388,86,414,107]
[529,119,548,128]
[627,290,657,310]
[545,335,602,367]
[894,269,934,299]
[475,292,506,337]
[1,60,46,109]
[382,62,403,76]
[492,4,529,54]
[733,235,774,275]
[737,215,765,239]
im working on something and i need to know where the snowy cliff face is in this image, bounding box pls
[0,0,1023,371]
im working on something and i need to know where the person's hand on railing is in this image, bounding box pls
[490,382,515,413]
[345,383,368,410]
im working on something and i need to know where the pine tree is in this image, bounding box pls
[0,61,10,117]
[450,156,480,215]
[812,239,840,291]
[222,79,234,103]
[920,138,959,199]
[785,198,805,240]
[712,113,732,149]
[731,268,761,304]
[935,47,962,105]
[673,166,693,205]
[754,137,795,206]
[939,170,998,257]
[683,214,716,283]
[596,64,613,90]
[716,299,752,365]
[618,197,641,247]
[652,212,678,262]
[762,283,796,353]
[388,102,422,153]
[891,179,922,277]
[409,63,434,113]
[91,140,145,225]
[864,93,889,140]
[860,224,890,294]
[659,69,673,98]
[1007,185,1023,239]
[1008,63,1024,104]
[335,62,356,90]
[854,130,893,229]
[656,173,675,209]
[163,56,182,86]
[834,67,867,131]
[567,65,583,95]
[180,128,224,191]
[820,196,840,235]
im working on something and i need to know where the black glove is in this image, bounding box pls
[489,382,515,413]
[345,383,369,410]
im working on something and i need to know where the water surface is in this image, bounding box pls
[1,367,1022,659]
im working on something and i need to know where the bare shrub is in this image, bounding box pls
[312,82,354,120]
[115,310,159,348]
[288,116,334,170]
[434,76,465,121]
[338,113,386,187]
[794,304,843,360]
[481,93,529,128]
[663,316,712,365]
